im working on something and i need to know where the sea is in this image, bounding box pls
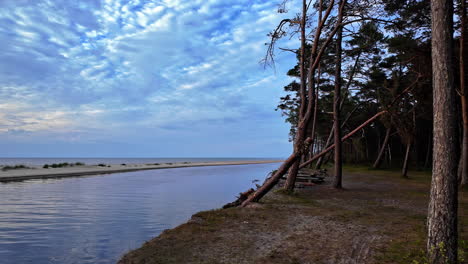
[0,158,281,264]
[0,157,278,166]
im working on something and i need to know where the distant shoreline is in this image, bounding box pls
[0,160,283,183]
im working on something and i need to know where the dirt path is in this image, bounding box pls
[118,168,468,264]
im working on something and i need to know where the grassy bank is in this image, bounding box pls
[118,166,467,264]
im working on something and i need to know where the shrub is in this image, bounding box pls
[2,165,29,171]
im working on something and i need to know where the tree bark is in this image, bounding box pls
[427,0,458,262]
[333,9,344,189]
[459,0,468,186]
[401,141,411,178]
[373,127,391,169]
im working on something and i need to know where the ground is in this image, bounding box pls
[118,166,468,264]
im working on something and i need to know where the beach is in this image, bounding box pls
[0,160,282,183]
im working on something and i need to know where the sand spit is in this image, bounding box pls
[0,160,282,183]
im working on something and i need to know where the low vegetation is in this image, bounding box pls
[1,164,30,171]
[43,162,85,169]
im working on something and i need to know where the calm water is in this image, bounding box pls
[0,163,279,264]
[0,157,276,166]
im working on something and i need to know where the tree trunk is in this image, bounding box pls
[284,159,300,192]
[284,0,346,191]
[316,127,334,169]
[309,65,321,164]
[241,153,299,207]
[333,12,344,189]
[401,141,411,178]
[316,101,361,169]
[300,110,387,169]
[427,0,458,262]
[373,127,391,169]
[241,110,387,207]
[460,0,468,186]
[283,0,308,191]
[242,0,346,206]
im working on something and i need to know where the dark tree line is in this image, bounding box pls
[238,0,466,263]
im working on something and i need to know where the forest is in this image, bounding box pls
[240,0,466,263]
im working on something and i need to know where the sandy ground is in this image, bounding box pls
[118,167,468,264]
[0,160,282,183]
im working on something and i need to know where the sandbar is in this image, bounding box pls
[0,160,282,183]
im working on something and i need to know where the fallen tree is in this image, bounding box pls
[241,110,387,207]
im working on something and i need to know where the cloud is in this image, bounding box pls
[0,0,297,157]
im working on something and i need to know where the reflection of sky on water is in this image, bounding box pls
[0,163,278,264]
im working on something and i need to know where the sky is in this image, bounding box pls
[0,0,299,158]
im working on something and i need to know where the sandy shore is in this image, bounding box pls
[0,160,282,183]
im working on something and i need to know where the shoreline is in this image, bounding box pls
[118,168,467,264]
[0,160,282,183]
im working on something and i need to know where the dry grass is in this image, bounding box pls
[118,166,468,264]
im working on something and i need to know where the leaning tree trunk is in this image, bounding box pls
[284,160,300,192]
[401,141,411,178]
[460,0,468,187]
[242,0,346,206]
[300,111,387,169]
[284,0,308,192]
[284,0,342,191]
[241,110,387,207]
[241,153,299,206]
[373,127,391,169]
[427,0,458,263]
[332,9,344,189]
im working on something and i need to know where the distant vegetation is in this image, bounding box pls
[2,164,30,171]
[43,162,85,169]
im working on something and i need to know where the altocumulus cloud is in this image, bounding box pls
[0,0,297,157]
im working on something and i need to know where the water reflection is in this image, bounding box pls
[0,163,278,264]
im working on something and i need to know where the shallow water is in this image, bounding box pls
[0,163,278,264]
